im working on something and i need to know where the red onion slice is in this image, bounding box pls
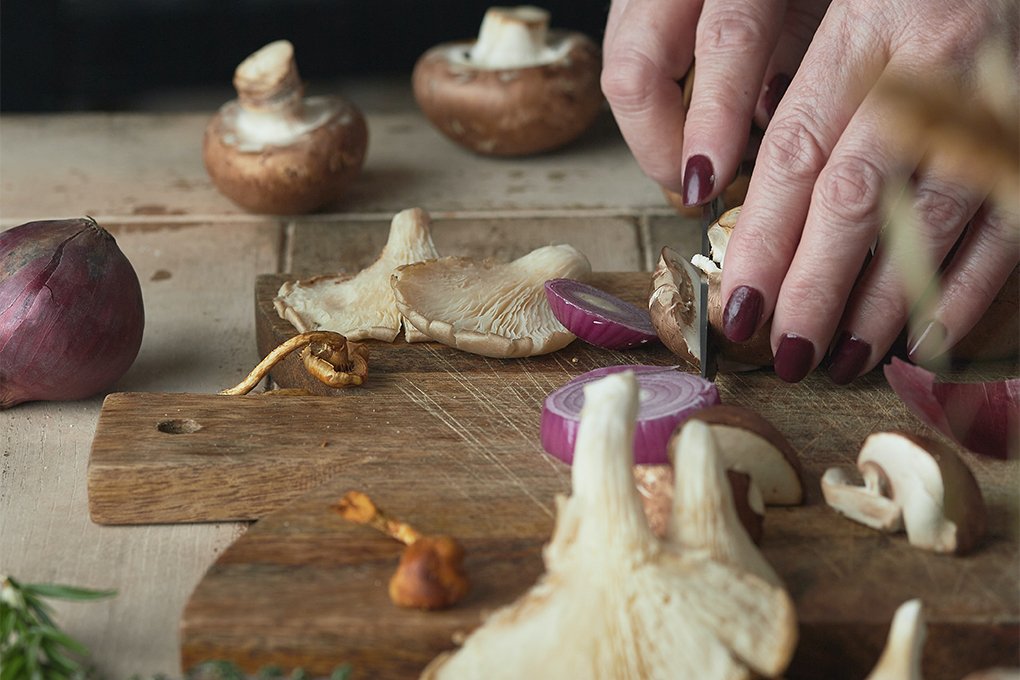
[544,279,659,350]
[541,365,720,465]
[884,357,1019,460]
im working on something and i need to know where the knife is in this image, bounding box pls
[698,196,725,380]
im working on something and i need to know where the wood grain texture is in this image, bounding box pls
[175,274,1020,679]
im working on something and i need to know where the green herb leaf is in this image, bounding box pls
[25,583,117,602]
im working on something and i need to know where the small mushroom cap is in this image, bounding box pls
[411,13,602,156]
[275,208,439,341]
[389,535,469,610]
[685,404,804,505]
[391,244,591,358]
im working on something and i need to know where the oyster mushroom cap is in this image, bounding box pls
[421,372,797,679]
[865,599,926,680]
[411,6,603,156]
[274,208,439,342]
[822,431,988,554]
[392,244,591,358]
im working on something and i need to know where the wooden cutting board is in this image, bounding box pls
[176,274,1018,678]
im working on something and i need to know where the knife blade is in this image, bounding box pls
[698,196,725,380]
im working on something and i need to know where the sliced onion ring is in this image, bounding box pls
[884,357,1019,460]
[541,365,720,465]
[544,279,659,350]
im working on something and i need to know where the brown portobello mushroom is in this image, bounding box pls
[649,207,773,371]
[412,6,602,156]
[203,40,368,214]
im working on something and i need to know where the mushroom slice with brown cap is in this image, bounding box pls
[649,208,773,371]
[274,208,439,342]
[392,244,591,358]
[412,6,602,156]
[420,372,797,679]
[866,599,926,680]
[822,431,988,554]
[685,405,804,505]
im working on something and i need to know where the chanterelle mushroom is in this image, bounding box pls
[412,6,603,156]
[420,371,797,679]
[391,244,591,358]
[275,208,439,342]
[203,40,368,214]
[822,431,987,554]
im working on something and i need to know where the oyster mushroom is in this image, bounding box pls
[203,40,368,214]
[649,207,774,372]
[421,371,797,679]
[275,208,439,342]
[412,6,603,156]
[822,431,987,554]
[865,599,926,680]
[391,244,591,358]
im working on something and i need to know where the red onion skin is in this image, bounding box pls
[0,218,145,408]
[884,358,1019,460]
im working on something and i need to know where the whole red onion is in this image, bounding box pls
[0,217,144,408]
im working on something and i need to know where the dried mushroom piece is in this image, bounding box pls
[392,244,592,358]
[274,208,439,342]
[421,371,797,679]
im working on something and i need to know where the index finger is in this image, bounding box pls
[601,0,702,190]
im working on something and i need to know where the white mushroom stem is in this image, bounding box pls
[225,40,337,150]
[468,6,563,69]
[669,420,782,587]
[865,599,926,680]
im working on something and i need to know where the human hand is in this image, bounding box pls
[603,0,1019,384]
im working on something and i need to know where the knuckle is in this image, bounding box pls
[600,51,658,111]
[781,272,848,322]
[815,154,884,225]
[976,207,1020,251]
[761,114,829,182]
[913,182,972,246]
[696,10,768,54]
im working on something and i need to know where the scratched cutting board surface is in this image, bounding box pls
[182,274,1019,679]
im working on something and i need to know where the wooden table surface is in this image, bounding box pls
[1,98,1016,677]
[0,98,702,678]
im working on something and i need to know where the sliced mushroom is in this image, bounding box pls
[203,40,368,214]
[412,6,602,156]
[685,405,804,505]
[649,208,773,371]
[421,371,797,679]
[822,431,987,554]
[865,599,925,680]
[274,208,439,342]
[391,244,591,358]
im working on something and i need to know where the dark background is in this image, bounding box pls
[1,1,611,112]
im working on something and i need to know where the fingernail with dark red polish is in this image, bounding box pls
[682,154,715,206]
[763,73,791,121]
[774,333,815,383]
[908,320,947,363]
[828,331,871,385]
[722,286,763,342]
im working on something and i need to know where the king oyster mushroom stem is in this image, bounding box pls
[420,371,797,679]
[412,6,603,156]
[865,599,926,680]
[821,431,987,554]
[203,40,368,215]
[275,207,440,343]
[391,244,592,358]
[649,207,773,372]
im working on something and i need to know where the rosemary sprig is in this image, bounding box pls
[1,574,115,680]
